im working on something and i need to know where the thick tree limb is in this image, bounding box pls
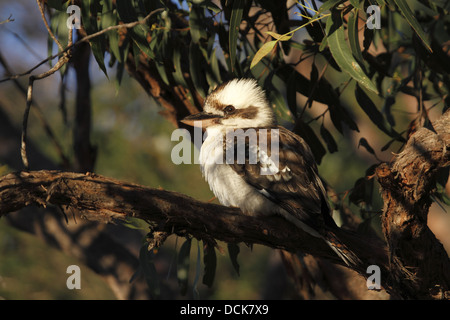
[0,170,388,282]
[376,109,450,299]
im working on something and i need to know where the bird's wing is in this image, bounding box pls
[226,126,331,231]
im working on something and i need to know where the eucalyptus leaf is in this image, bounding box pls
[320,124,338,153]
[192,241,202,299]
[229,0,245,73]
[139,245,160,298]
[358,137,377,158]
[348,8,364,66]
[177,238,192,296]
[293,121,326,164]
[189,4,208,43]
[227,243,240,276]
[316,0,345,17]
[250,40,277,69]
[202,243,216,288]
[266,31,293,41]
[391,0,432,52]
[325,11,378,94]
[189,41,207,98]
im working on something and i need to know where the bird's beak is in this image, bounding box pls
[181,112,222,128]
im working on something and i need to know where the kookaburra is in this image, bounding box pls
[181,78,356,266]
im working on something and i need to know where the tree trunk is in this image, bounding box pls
[376,109,450,299]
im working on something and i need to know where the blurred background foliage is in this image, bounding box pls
[0,0,449,299]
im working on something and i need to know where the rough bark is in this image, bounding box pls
[376,109,450,299]
[0,169,389,288]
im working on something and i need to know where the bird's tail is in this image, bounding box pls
[322,230,362,268]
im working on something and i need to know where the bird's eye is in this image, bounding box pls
[224,105,235,114]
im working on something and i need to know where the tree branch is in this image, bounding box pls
[0,169,389,283]
[376,109,450,299]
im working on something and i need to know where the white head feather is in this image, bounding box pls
[203,78,276,128]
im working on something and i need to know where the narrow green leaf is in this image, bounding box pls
[155,61,169,85]
[349,0,360,8]
[102,1,127,64]
[319,35,329,52]
[177,238,192,296]
[172,44,188,87]
[266,31,293,42]
[320,124,338,153]
[202,243,216,288]
[348,8,364,65]
[250,40,277,69]
[79,0,108,77]
[131,24,154,60]
[192,241,202,299]
[131,41,141,68]
[121,217,148,230]
[316,0,345,17]
[200,0,221,13]
[189,41,207,98]
[293,121,326,164]
[229,0,245,72]
[115,62,124,94]
[392,0,432,52]
[326,11,378,94]
[269,86,291,122]
[227,243,240,276]
[209,48,222,85]
[355,85,396,138]
[189,4,207,44]
[286,70,298,116]
[91,39,108,77]
[358,137,377,157]
[362,25,374,53]
[355,85,387,131]
[108,30,121,62]
[139,245,160,298]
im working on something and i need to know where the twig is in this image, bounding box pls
[0,52,70,168]
[18,6,163,169]
[20,1,75,169]
[21,56,71,169]
[36,0,64,52]
[0,14,14,25]
[0,8,164,84]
